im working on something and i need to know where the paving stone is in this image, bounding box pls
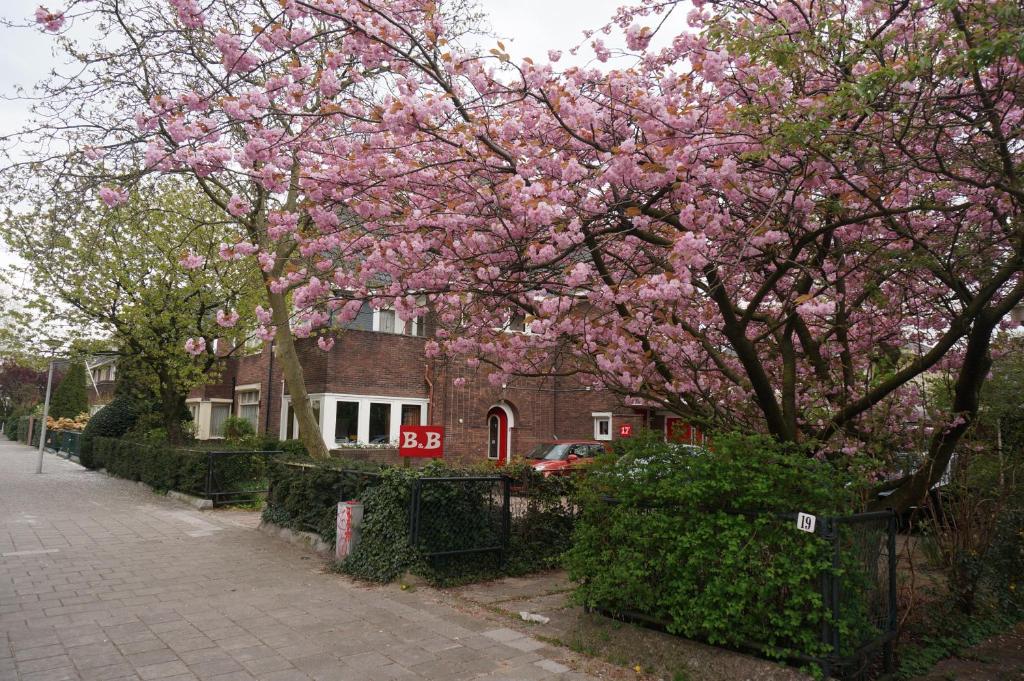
[136,660,191,680]
[535,659,570,674]
[481,628,524,643]
[504,637,546,653]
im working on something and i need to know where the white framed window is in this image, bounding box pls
[592,412,612,441]
[287,393,428,446]
[496,310,532,335]
[237,388,260,429]
[371,308,422,336]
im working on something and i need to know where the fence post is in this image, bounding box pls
[205,452,214,502]
[816,516,838,680]
[500,476,511,565]
[408,479,421,548]
[885,511,897,672]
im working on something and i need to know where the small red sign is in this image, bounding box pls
[619,424,633,438]
[399,425,445,458]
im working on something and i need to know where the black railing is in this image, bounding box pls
[43,430,82,459]
[408,475,511,561]
[191,450,282,506]
[821,511,898,679]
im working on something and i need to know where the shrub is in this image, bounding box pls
[5,410,29,441]
[93,436,274,498]
[340,461,578,586]
[79,396,140,468]
[566,431,859,662]
[262,457,382,543]
[222,416,255,441]
[49,362,89,419]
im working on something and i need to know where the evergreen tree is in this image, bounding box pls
[48,362,88,419]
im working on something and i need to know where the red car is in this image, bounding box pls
[524,441,609,477]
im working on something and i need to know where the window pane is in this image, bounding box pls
[240,404,259,428]
[335,401,359,442]
[598,419,609,435]
[401,404,421,425]
[508,314,526,332]
[378,310,395,333]
[286,403,294,440]
[369,403,391,443]
[210,405,230,438]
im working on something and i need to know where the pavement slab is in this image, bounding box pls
[0,439,600,681]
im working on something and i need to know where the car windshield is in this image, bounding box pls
[526,444,571,460]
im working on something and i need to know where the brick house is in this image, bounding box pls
[86,356,118,414]
[185,305,699,464]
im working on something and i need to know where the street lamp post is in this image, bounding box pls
[35,360,55,475]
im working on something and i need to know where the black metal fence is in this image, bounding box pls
[197,450,282,506]
[43,430,82,459]
[820,511,897,679]
[408,475,511,561]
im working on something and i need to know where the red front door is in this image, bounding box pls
[487,407,509,464]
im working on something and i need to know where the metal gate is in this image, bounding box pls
[408,475,511,561]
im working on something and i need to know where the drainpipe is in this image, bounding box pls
[424,363,433,424]
[263,340,275,434]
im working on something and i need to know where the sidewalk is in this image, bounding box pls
[0,438,601,681]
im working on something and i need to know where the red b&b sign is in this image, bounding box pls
[399,425,445,458]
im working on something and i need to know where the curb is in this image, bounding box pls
[258,520,334,558]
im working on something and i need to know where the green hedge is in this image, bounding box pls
[261,457,383,543]
[80,396,140,468]
[565,431,866,663]
[93,436,274,499]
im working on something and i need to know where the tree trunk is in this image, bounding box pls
[267,288,330,459]
[158,373,187,445]
[869,315,995,512]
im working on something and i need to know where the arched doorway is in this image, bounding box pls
[486,404,514,464]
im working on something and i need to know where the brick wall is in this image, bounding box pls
[190,329,650,465]
[430,359,645,464]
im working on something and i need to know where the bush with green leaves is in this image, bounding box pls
[566,431,861,662]
[79,395,140,468]
[261,457,383,542]
[339,461,578,586]
[222,416,255,441]
[93,436,274,499]
[48,362,88,419]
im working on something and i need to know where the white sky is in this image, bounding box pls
[0,0,646,272]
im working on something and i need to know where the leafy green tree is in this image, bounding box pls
[1,180,261,443]
[48,361,88,419]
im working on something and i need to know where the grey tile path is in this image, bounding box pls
[0,440,599,681]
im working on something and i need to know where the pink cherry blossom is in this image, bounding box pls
[178,253,206,270]
[34,6,64,32]
[98,186,128,208]
[184,337,206,357]
[215,309,240,328]
[226,194,251,217]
